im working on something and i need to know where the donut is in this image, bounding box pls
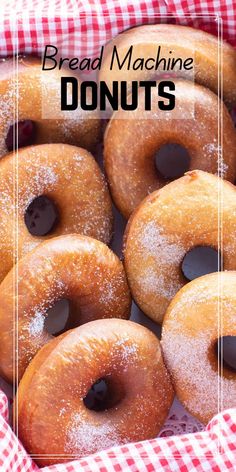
[16,318,174,466]
[0,234,131,383]
[161,271,236,424]
[0,143,113,283]
[124,170,236,324]
[104,80,236,218]
[0,55,100,158]
[99,24,236,108]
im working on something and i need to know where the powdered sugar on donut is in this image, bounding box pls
[0,78,16,157]
[97,269,129,316]
[161,273,236,422]
[162,329,236,421]
[28,310,45,337]
[18,279,67,343]
[129,220,185,303]
[113,336,139,367]
[66,413,121,456]
[20,165,58,209]
[203,139,228,178]
[139,221,185,264]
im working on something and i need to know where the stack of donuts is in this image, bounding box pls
[0,24,235,466]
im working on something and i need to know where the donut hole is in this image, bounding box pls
[154,143,191,180]
[181,246,222,282]
[215,336,236,373]
[44,299,71,336]
[83,376,125,412]
[5,120,36,151]
[24,195,59,236]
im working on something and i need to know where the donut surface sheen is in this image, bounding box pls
[16,319,174,466]
[0,234,131,383]
[104,81,236,218]
[0,56,100,157]
[124,171,236,324]
[0,143,113,283]
[100,24,236,108]
[161,271,236,424]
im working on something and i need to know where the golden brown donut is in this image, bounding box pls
[100,24,236,108]
[161,271,236,425]
[16,318,174,466]
[124,171,236,324]
[0,234,131,383]
[0,55,100,157]
[0,143,113,283]
[104,81,236,218]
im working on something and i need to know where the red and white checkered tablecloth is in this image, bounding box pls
[0,0,236,470]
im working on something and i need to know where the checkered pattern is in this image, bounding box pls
[0,0,235,59]
[0,0,236,470]
[0,389,235,471]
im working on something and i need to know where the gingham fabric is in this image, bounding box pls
[0,0,236,470]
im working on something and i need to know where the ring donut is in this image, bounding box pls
[0,56,100,158]
[104,80,236,218]
[124,170,236,324]
[0,234,131,383]
[0,143,113,283]
[100,24,236,108]
[161,271,236,424]
[16,318,174,466]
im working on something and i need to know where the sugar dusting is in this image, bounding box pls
[97,269,129,315]
[203,140,228,177]
[66,413,121,456]
[161,279,236,421]
[113,336,139,368]
[18,279,67,349]
[162,329,236,420]
[139,269,182,301]
[28,310,45,337]
[130,220,185,304]
[139,221,185,265]
[21,164,58,209]
[21,240,39,256]
[0,77,16,157]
